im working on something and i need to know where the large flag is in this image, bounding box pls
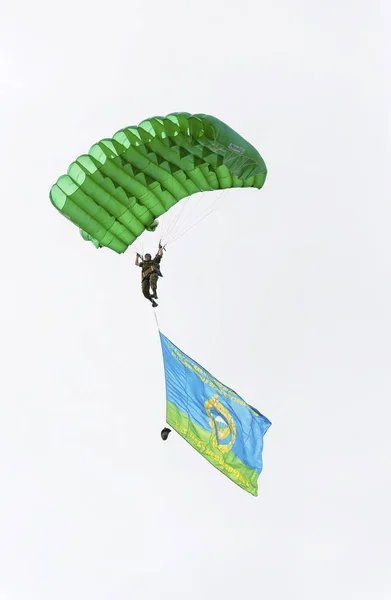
[159,332,271,496]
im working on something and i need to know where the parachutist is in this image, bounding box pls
[135,246,164,307]
[161,427,171,441]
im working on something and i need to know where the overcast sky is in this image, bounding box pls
[1,1,390,599]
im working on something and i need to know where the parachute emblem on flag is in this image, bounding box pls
[204,394,236,454]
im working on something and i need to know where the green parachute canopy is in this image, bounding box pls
[49,112,267,253]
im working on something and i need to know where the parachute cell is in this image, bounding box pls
[49,112,267,253]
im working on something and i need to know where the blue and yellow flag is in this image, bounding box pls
[159,332,271,496]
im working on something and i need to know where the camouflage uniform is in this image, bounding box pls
[140,254,162,300]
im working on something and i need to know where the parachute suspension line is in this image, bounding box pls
[133,238,144,259]
[165,190,227,247]
[156,197,177,242]
[165,208,215,246]
[160,192,201,246]
[161,188,225,247]
[154,173,187,244]
[164,191,207,245]
[134,185,225,253]
[158,203,182,245]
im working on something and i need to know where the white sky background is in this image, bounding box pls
[1,0,390,598]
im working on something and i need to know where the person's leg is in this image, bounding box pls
[150,273,158,299]
[142,277,152,301]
